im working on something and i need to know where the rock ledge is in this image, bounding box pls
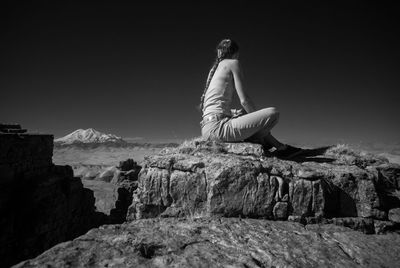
[14,218,400,268]
[128,139,400,234]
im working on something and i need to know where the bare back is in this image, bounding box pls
[202,59,235,117]
[207,60,234,92]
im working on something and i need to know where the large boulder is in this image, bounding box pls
[14,217,400,267]
[127,139,400,229]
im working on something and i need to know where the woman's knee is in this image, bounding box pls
[261,107,280,120]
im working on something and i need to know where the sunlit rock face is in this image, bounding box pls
[13,218,400,268]
[128,139,400,231]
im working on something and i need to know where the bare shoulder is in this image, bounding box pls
[223,59,240,71]
[222,59,239,66]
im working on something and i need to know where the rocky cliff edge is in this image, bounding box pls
[14,139,400,267]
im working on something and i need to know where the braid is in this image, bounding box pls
[198,38,239,113]
[199,57,222,112]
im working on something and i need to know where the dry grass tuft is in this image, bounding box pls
[325,143,388,168]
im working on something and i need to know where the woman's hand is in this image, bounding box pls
[231,108,247,118]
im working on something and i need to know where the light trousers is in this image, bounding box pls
[201,107,280,145]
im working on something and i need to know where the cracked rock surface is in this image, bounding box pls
[14,218,400,268]
[12,139,400,267]
[127,140,400,233]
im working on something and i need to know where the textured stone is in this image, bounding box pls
[326,165,380,218]
[129,153,281,220]
[128,140,400,223]
[163,139,265,157]
[273,201,288,219]
[325,217,375,234]
[289,178,333,218]
[14,218,400,268]
[389,208,400,223]
[7,138,400,267]
[373,163,400,210]
[374,220,400,234]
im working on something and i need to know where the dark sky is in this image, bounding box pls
[1,2,399,145]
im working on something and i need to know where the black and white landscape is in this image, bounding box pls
[53,128,178,179]
[2,2,400,267]
[54,128,127,146]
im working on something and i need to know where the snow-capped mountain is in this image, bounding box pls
[54,128,126,145]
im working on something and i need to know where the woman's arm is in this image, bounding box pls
[230,59,256,113]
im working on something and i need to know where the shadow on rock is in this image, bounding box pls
[287,145,336,163]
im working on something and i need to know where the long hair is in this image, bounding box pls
[199,39,239,112]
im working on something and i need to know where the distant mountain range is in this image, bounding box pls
[54,128,127,146]
[54,128,179,149]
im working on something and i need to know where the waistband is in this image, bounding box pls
[200,113,231,128]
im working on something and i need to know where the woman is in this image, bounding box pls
[199,38,303,159]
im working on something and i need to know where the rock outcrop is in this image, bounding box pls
[128,140,400,233]
[0,125,105,267]
[14,218,400,267]
[10,138,400,267]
